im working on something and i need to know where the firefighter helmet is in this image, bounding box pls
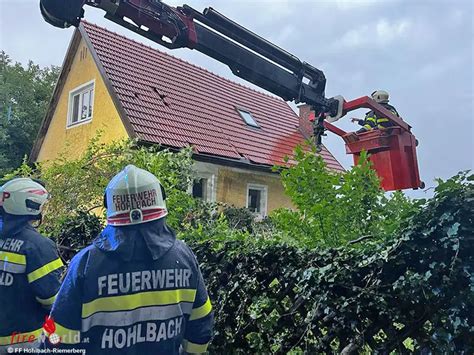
[371,90,390,103]
[0,178,50,216]
[105,165,167,226]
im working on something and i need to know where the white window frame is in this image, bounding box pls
[190,172,217,202]
[237,108,260,128]
[246,183,268,217]
[67,79,95,128]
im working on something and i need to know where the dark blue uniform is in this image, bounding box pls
[0,213,63,349]
[47,218,213,354]
[357,102,400,133]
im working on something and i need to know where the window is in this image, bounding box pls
[246,184,268,216]
[192,178,208,200]
[191,174,216,202]
[237,109,259,128]
[67,80,94,127]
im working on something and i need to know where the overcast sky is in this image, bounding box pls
[1,0,473,197]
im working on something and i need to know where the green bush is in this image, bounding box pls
[53,210,103,263]
[4,137,472,353]
[3,137,197,234]
[43,171,472,353]
[222,206,255,232]
[191,171,473,353]
[272,145,421,247]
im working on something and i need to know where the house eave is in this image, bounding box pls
[136,140,279,174]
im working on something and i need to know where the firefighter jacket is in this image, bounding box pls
[0,212,63,348]
[46,218,214,354]
[359,103,400,131]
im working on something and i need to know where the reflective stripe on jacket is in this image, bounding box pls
[47,218,213,354]
[360,103,400,130]
[0,213,63,347]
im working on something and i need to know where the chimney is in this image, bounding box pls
[298,104,314,139]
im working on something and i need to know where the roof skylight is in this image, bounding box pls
[238,109,259,128]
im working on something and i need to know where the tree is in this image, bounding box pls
[271,144,420,247]
[3,137,197,235]
[0,51,60,174]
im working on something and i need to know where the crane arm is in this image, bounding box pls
[39,0,423,191]
[40,0,341,120]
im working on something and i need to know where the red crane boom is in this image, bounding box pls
[39,0,423,190]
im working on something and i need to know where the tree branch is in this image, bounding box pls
[348,235,373,245]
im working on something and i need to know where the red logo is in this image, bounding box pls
[43,316,56,333]
[27,189,47,195]
[1,192,10,203]
[43,316,61,345]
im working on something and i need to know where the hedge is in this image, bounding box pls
[189,172,473,353]
[52,172,473,354]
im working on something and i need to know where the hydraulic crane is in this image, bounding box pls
[39,0,423,191]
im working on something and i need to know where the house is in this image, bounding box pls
[31,22,343,216]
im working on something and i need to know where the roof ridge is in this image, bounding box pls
[81,20,284,103]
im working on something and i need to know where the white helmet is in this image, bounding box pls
[371,90,390,103]
[0,178,50,216]
[105,165,167,226]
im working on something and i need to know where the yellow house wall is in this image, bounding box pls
[216,166,293,213]
[36,38,128,162]
[36,37,292,212]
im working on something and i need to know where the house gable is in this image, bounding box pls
[34,31,130,162]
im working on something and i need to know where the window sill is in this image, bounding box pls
[66,118,93,129]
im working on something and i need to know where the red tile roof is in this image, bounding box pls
[82,22,344,171]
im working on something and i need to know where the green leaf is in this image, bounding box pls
[269,278,279,288]
[447,222,460,238]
